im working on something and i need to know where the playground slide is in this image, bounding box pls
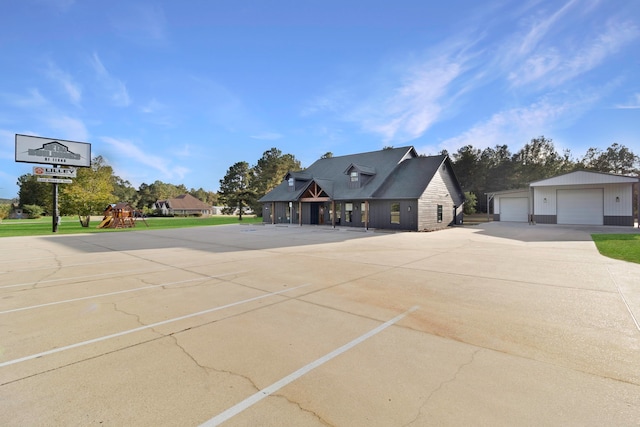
[97,217,114,229]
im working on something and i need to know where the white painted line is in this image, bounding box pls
[608,266,640,332]
[0,267,165,290]
[200,305,419,427]
[0,271,246,315]
[0,283,311,368]
[0,258,125,273]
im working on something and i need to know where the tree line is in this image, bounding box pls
[10,137,638,223]
[13,148,303,223]
[448,137,639,213]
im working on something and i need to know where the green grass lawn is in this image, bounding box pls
[0,215,263,238]
[592,234,640,264]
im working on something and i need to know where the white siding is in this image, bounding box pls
[533,187,556,215]
[604,183,632,216]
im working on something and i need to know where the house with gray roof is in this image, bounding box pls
[259,146,465,231]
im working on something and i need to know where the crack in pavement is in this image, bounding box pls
[272,393,335,426]
[167,334,262,395]
[403,348,481,427]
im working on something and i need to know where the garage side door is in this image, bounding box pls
[557,189,603,225]
[500,197,528,222]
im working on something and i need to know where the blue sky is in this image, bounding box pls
[1,0,639,199]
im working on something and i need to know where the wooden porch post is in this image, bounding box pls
[298,201,302,226]
[271,202,275,224]
[365,200,369,230]
[332,200,336,228]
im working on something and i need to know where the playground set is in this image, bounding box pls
[97,203,148,229]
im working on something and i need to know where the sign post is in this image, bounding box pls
[53,176,59,232]
[15,134,91,233]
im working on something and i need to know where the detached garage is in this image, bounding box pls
[492,171,639,227]
[493,189,530,222]
[531,171,638,226]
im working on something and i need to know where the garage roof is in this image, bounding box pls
[530,170,639,187]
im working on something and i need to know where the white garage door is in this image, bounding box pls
[500,197,528,222]
[557,189,603,225]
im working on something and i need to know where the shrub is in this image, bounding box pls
[0,203,10,221]
[22,204,45,219]
[463,192,477,215]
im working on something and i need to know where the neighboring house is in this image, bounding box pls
[155,194,212,216]
[258,146,465,231]
[211,206,254,215]
[8,203,24,219]
[492,170,640,226]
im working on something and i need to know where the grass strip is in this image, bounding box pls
[0,216,263,238]
[591,234,640,264]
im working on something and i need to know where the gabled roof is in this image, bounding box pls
[344,163,376,175]
[372,155,464,203]
[530,170,639,186]
[259,146,454,203]
[285,171,312,181]
[162,194,211,210]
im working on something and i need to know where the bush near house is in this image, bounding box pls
[0,204,10,222]
[22,204,45,219]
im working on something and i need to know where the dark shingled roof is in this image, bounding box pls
[373,155,447,199]
[259,146,462,203]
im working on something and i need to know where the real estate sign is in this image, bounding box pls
[33,166,77,178]
[15,134,91,167]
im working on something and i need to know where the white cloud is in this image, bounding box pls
[514,0,578,57]
[431,92,600,154]
[354,53,469,143]
[509,19,639,88]
[301,91,349,117]
[110,3,168,45]
[250,132,283,141]
[0,129,15,160]
[44,115,89,142]
[101,136,188,180]
[614,93,640,109]
[90,53,131,107]
[3,88,49,109]
[140,98,165,114]
[171,166,190,180]
[175,144,191,157]
[46,62,82,106]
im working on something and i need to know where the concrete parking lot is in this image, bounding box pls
[1,222,639,426]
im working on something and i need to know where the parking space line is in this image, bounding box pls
[200,305,419,427]
[0,283,311,368]
[0,271,246,315]
[0,267,167,290]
